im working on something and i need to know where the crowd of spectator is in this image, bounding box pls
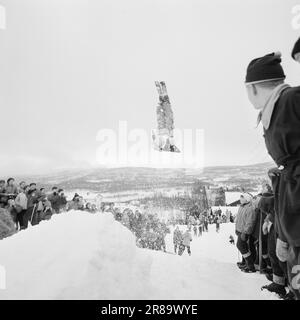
[101,202,170,252]
[0,177,98,237]
[235,183,296,300]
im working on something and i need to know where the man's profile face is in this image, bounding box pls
[245,84,262,110]
[294,52,300,63]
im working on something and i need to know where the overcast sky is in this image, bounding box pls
[0,0,299,175]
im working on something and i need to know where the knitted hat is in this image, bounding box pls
[245,52,285,84]
[240,193,252,203]
[291,37,300,60]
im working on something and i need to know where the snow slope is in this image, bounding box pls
[0,211,278,299]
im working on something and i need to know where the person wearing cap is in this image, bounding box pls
[235,193,258,273]
[291,37,300,63]
[47,186,61,213]
[245,52,300,299]
[57,188,67,213]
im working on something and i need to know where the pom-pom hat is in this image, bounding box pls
[245,52,286,84]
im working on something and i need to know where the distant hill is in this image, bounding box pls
[16,162,274,193]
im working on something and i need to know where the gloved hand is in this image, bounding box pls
[240,233,248,241]
[276,238,289,262]
[268,167,281,178]
[262,221,269,235]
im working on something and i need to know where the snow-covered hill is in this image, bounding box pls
[0,211,278,299]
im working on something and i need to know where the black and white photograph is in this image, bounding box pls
[0,0,300,308]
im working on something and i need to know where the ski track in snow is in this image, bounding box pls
[0,211,279,300]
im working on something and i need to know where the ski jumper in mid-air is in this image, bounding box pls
[152,81,180,153]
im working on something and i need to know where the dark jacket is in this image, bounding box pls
[27,189,43,208]
[58,195,67,210]
[264,86,300,246]
[48,193,61,213]
[253,192,274,240]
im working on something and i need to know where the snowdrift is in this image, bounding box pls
[0,208,16,240]
[0,211,278,300]
[0,211,153,299]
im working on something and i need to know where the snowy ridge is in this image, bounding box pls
[0,211,278,299]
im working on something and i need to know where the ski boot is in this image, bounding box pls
[283,290,296,300]
[237,259,246,268]
[261,282,286,298]
[237,262,247,270]
[241,256,256,273]
[241,266,256,273]
[264,272,273,282]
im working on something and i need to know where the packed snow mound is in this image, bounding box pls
[0,212,279,300]
[0,208,16,240]
[0,211,153,299]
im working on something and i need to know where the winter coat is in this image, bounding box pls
[27,189,42,209]
[58,196,67,210]
[252,192,274,240]
[182,231,192,246]
[0,185,18,204]
[121,212,130,228]
[4,185,18,195]
[235,202,257,235]
[173,229,183,244]
[15,192,28,210]
[48,193,61,213]
[263,86,300,246]
[67,200,84,211]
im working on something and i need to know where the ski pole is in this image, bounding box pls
[30,204,37,224]
[258,211,263,273]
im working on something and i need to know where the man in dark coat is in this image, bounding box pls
[24,183,43,228]
[258,185,288,298]
[48,187,61,214]
[245,52,300,299]
[252,184,273,273]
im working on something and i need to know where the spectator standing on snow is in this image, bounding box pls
[121,209,130,229]
[252,183,273,273]
[6,199,18,227]
[26,183,42,227]
[156,224,167,252]
[5,178,18,195]
[204,216,208,232]
[15,185,29,229]
[173,226,183,254]
[48,187,61,213]
[40,198,53,221]
[18,181,26,193]
[1,178,18,206]
[216,216,221,233]
[58,189,67,212]
[193,225,197,237]
[235,193,258,273]
[179,229,192,256]
[259,184,289,298]
[198,222,203,236]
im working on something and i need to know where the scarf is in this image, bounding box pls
[256,83,290,129]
